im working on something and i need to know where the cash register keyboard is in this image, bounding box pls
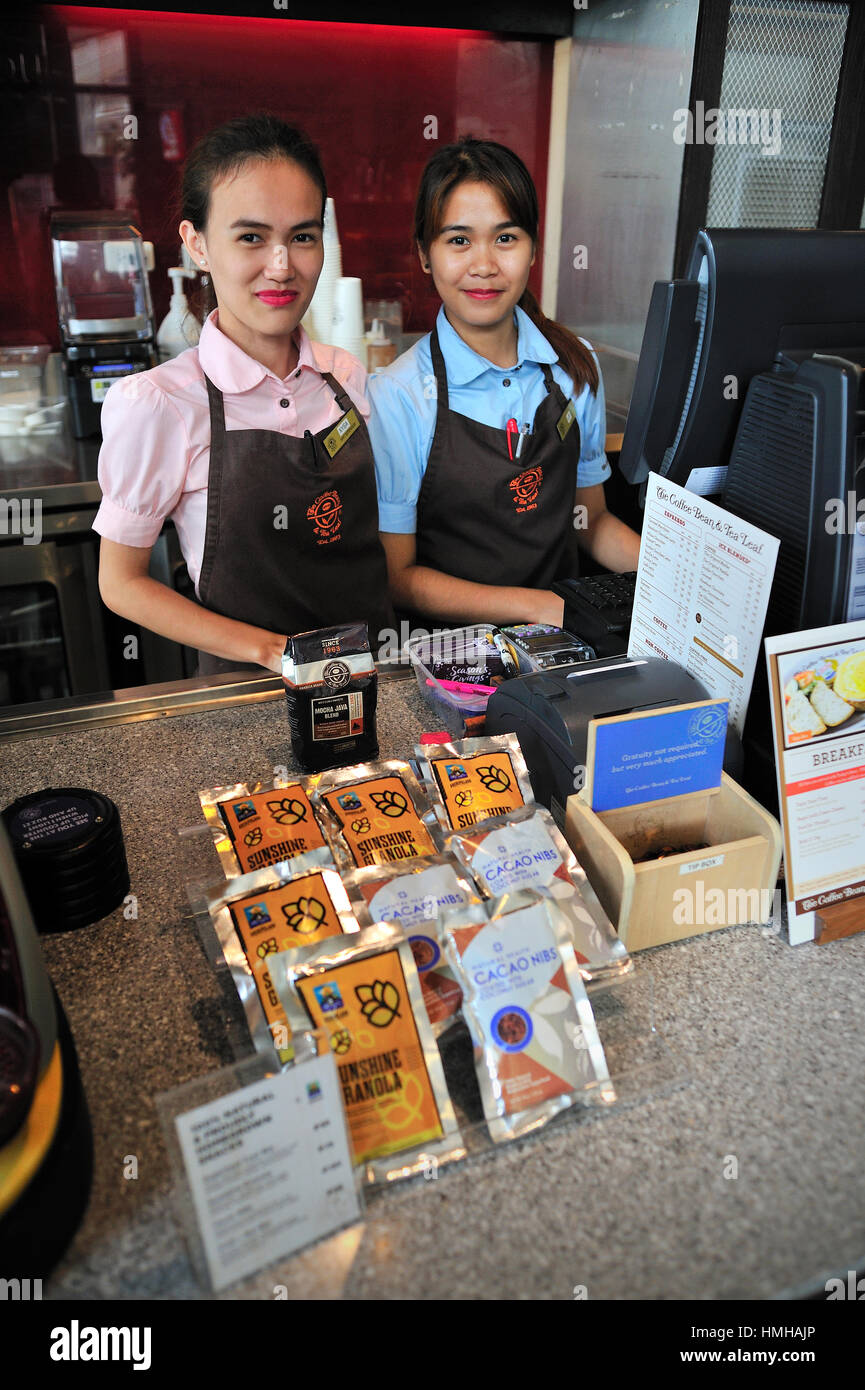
[553,572,637,655]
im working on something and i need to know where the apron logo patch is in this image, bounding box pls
[509,466,543,513]
[307,489,343,544]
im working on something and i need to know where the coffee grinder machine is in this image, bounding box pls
[50,212,157,438]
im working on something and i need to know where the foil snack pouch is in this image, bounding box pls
[344,855,481,1035]
[447,807,631,986]
[199,776,326,877]
[445,893,615,1143]
[282,621,378,773]
[314,760,440,870]
[415,734,534,833]
[204,848,358,1063]
[269,922,465,1183]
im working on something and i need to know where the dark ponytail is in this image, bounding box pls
[518,287,598,397]
[177,113,327,318]
[414,136,598,396]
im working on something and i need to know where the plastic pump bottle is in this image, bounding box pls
[157,266,200,362]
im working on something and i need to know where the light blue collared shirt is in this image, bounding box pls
[367,304,611,533]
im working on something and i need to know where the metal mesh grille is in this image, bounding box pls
[706,0,849,228]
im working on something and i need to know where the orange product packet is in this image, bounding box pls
[204,850,358,1064]
[415,734,534,833]
[199,778,327,876]
[314,761,439,870]
[343,855,481,1036]
[268,922,464,1183]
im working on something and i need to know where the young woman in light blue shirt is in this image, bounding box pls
[367,137,641,629]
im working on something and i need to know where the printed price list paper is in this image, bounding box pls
[175,1054,360,1291]
[628,473,779,736]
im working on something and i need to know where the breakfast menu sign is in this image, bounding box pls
[766,620,865,945]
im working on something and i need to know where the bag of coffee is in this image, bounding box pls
[282,622,378,773]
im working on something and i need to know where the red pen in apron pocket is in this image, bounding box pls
[506,417,518,460]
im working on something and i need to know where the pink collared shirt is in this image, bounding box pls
[93,309,370,592]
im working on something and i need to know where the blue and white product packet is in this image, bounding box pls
[444,892,615,1144]
[343,854,481,1036]
[446,807,631,985]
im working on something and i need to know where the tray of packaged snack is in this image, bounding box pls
[403,625,530,738]
[184,732,688,1202]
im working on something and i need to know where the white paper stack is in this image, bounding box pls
[307,197,342,344]
[330,276,365,363]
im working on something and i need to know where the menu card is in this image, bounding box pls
[765,620,865,945]
[628,473,779,736]
[175,1052,360,1291]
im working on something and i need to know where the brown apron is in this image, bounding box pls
[196,370,394,675]
[411,324,581,629]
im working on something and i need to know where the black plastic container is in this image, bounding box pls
[2,788,130,933]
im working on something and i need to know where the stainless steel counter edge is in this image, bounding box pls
[0,664,414,742]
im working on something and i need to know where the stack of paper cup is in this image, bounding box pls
[307,197,342,343]
[330,277,365,363]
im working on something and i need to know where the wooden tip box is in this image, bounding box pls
[563,773,782,953]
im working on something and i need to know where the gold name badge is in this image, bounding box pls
[322,408,360,458]
[556,400,577,441]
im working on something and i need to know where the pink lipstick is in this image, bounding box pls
[256,290,298,306]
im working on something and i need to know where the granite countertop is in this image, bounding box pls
[2,678,864,1302]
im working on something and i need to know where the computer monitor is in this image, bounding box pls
[618,228,865,496]
[618,227,865,811]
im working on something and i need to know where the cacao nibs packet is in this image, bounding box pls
[446,805,631,986]
[415,733,535,834]
[203,847,359,1064]
[343,854,481,1036]
[199,776,327,878]
[313,760,442,871]
[268,921,465,1184]
[443,891,615,1144]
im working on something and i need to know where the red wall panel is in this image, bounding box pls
[1,7,553,345]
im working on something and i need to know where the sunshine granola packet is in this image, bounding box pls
[443,891,615,1144]
[199,776,327,877]
[204,848,359,1064]
[343,855,481,1036]
[269,922,465,1184]
[313,760,441,871]
[414,734,535,833]
[446,806,631,986]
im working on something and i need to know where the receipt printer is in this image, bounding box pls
[484,656,744,817]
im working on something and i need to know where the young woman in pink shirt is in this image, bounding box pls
[95,115,392,674]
